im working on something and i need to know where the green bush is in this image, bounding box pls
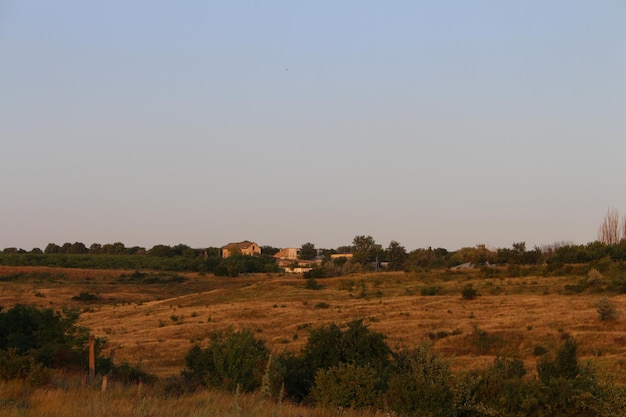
[311,363,378,408]
[461,283,478,300]
[0,348,39,381]
[465,357,539,416]
[420,285,440,296]
[183,328,269,392]
[303,266,326,279]
[0,304,106,372]
[71,292,101,302]
[536,337,605,416]
[304,277,322,290]
[385,344,455,417]
[111,362,157,385]
[282,320,391,402]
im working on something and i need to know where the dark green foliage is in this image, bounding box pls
[303,265,326,279]
[116,271,186,284]
[282,319,391,401]
[470,325,502,354]
[564,279,589,294]
[462,283,478,299]
[533,344,548,356]
[111,362,157,385]
[0,349,39,381]
[386,240,407,271]
[420,285,441,296]
[214,254,280,277]
[351,235,382,267]
[304,277,322,290]
[464,357,539,416]
[71,292,101,302]
[0,305,106,373]
[183,328,269,392]
[535,337,605,416]
[311,363,379,408]
[385,344,455,417]
[299,242,317,260]
[537,337,580,384]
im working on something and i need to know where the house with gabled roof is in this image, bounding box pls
[221,241,261,258]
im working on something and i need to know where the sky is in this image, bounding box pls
[1,1,626,252]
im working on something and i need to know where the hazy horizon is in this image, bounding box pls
[2,2,625,253]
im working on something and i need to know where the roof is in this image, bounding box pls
[222,241,256,250]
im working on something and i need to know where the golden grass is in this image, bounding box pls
[2,266,626,384]
[0,377,389,417]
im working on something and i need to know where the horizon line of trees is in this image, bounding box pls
[2,237,626,274]
[2,207,626,274]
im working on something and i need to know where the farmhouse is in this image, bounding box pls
[273,247,300,260]
[221,241,261,258]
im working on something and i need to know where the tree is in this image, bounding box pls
[44,243,61,254]
[386,241,407,270]
[351,235,381,266]
[68,242,88,254]
[89,243,102,254]
[299,242,317,260]
[148,244,174,257]
[599,207,622,245]
[0,305,102,371]
[261,246,280,256]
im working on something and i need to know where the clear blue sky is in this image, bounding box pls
[2,1,625,252]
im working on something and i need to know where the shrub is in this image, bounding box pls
[470,325,502,354]
[587,268,604,286]
[71,292,101,302]
[596,296,619,321]
[111,362,157,385]
[533,344,548,356]
[303,266,326,279]
[385,344,455,416]
[183,328,269,392]
[536,337,606,416]
[0,348,39,381]
[0,304,106,372]
[420,285,440,296]
[461,283,478,300]
[537,337,581,384]
[461,357,538,416]
[304,277,322,290]
[282,320,391,402]
[311,363,378,408]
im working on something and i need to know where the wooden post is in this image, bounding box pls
[89,335,95,380]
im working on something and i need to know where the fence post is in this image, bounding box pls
[89,335,95,380]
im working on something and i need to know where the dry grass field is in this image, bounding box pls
[1,265,626,386]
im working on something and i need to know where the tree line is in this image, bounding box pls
[3,237,626,275]
[3,209,626,274]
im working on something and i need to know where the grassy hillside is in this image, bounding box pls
[1,265,625,384]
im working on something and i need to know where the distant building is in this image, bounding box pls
[221,241,261,258]
[330,253,353,260]
[273,248,300,260]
